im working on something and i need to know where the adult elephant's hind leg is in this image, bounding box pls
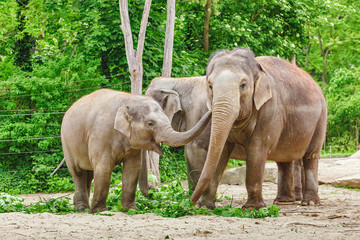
[301,112,326,206]
[293,159,304,201]
[302,155,320,205]
[274,161,296,204]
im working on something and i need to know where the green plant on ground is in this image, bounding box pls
[0,192,24,213]
[0,192,78,214]
[106,180,280,218]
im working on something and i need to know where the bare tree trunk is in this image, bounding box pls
[162,0,176,77]
[119,0,160,191]
[317,29,329,84]
[119,0,152,94]
[203,0,212,52]
[289,55,296,65]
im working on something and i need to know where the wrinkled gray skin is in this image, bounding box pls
[190,48,327,210]
[145,76,304,209]
[60,89,211,213]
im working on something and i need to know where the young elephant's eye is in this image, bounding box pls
[240,82,247,89]
[148,121,155,127]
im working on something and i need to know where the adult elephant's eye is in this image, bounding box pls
[240,82,247,89]
[208,84,213,90]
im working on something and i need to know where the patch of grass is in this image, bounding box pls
[343,186,360,192]
[213,205,279,218]
[0,192,78,214]
[106,180,280,218]
[1,181,280,218]
[227,159,246,168]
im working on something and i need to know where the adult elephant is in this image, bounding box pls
[190,48,327,209]
[145,76,304,209]
[59,89,211,213]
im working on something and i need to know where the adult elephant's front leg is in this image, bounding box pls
[121,150,141,210]
[243,150,267,209]
[198,143,234,209]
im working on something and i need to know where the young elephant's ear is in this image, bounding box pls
[158,89,182,123]
[114,106,131,138]
[254,64,272,110]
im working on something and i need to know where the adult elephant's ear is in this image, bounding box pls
[114,106,132,139]
[158,89,182,123]
[254,64,272,110]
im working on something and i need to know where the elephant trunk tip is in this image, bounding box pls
[190,177,211,206]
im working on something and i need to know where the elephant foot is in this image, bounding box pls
[197,197,216,210]
[122,202,137,211]
[273,195,295,204]
[301,192,320,206]
[90,201,108,213]
[295,188,303,201]
[90,205,108,213]
[242,198,266,210]
[74,202,90,212]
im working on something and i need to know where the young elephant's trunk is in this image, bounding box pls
[158,111,211,147]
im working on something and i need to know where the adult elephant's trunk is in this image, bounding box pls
[158,111,211,147]
[190,87,239,205]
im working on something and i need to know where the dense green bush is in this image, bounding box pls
[0,55,108,194]
[324,67,360,153]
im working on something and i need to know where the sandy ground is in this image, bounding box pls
[1,181,360,240]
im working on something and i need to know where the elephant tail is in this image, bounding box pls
[50,158,66,177]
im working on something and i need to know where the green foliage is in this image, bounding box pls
[0,192,24,213]
[0,192,78,214]
[106,180,279,218]
[213,204,279,218]
[24,196,77,214]
[208,0,313,57]
[304,0,360,82]
[159,145,187,182]
[324,67,360,153]
[0,54,108,194]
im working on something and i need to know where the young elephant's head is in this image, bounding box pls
[114,97,211,155]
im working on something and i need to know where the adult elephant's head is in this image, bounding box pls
[190,48,272,204]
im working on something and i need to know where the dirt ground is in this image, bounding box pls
[1,181,360,240]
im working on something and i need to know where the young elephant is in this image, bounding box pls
[145,76,304,209]
[191,48,327,209]
[60,89,211,213]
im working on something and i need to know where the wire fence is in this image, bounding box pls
[0,79,186,193]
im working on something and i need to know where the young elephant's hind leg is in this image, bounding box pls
[71,169,93,211]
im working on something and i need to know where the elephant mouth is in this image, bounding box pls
[152,138,163,155]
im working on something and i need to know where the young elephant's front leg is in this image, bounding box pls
[90,163,113,213]
[121,150,141,210]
